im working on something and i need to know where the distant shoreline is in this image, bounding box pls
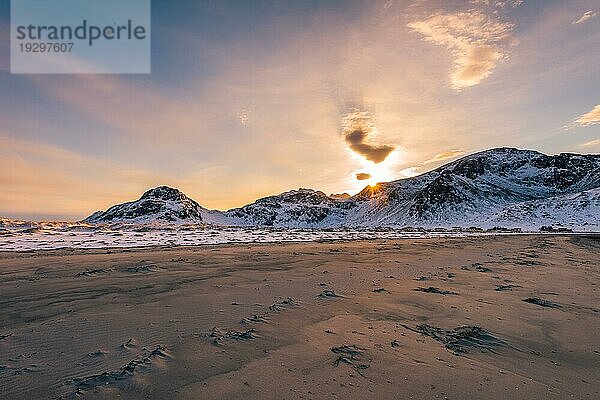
[1,231,598,254]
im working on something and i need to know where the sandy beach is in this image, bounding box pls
[0,235,598,399]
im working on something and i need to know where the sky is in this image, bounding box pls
[0,0,599,221]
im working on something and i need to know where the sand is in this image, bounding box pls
[0,235,598,399]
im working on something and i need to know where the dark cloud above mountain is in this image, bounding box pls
[355,172,371,180]
[342,110,395,163]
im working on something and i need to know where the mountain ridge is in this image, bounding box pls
[83,147,600,231]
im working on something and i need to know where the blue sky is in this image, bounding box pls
[0,0,599,220]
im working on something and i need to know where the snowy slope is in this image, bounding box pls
[483,187,600,231]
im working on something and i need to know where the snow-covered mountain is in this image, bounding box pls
[85,186,206,224]
[84,148,600,231]
[338,147,600,228]
[203,189,354,227]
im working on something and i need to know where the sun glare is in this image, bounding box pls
[350,150,401,190]
[364,161,395,187]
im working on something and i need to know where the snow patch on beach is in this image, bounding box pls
[0,220,492,251]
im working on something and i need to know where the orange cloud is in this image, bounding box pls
[408,10,516,89]
[575,104,600,126]
[423,150,466,164]
[572,11,597,25]
[580,139,600,147]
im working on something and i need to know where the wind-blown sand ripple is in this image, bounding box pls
[0,235,598,399]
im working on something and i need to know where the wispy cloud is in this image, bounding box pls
[408,9,516,89]
[575,104,600,126]
[423,150,466,164]
[393,149,467,181]
[580,139,600,147]
[30,74,218,146]
[470,1,523,9]
[572,10,597,25]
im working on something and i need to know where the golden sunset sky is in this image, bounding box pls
[0,0,599,220]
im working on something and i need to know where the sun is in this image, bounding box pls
[364,160,396,186]
[353,149,400,187]
[345,148,407,194]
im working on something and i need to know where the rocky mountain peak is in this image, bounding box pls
[140,186,187,201]
[85,186,204,224]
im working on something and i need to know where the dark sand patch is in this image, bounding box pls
[208,327,258,346]
[331,345,370,375]
[268,297,297,311]
[372,288,390,293]
[75,268,112,277]
[495,284,520,291]
[73,345,169,389]
[405,324,506,355]
[318,290,344,298]
[523,297,561,308]
[414,287,458,295]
